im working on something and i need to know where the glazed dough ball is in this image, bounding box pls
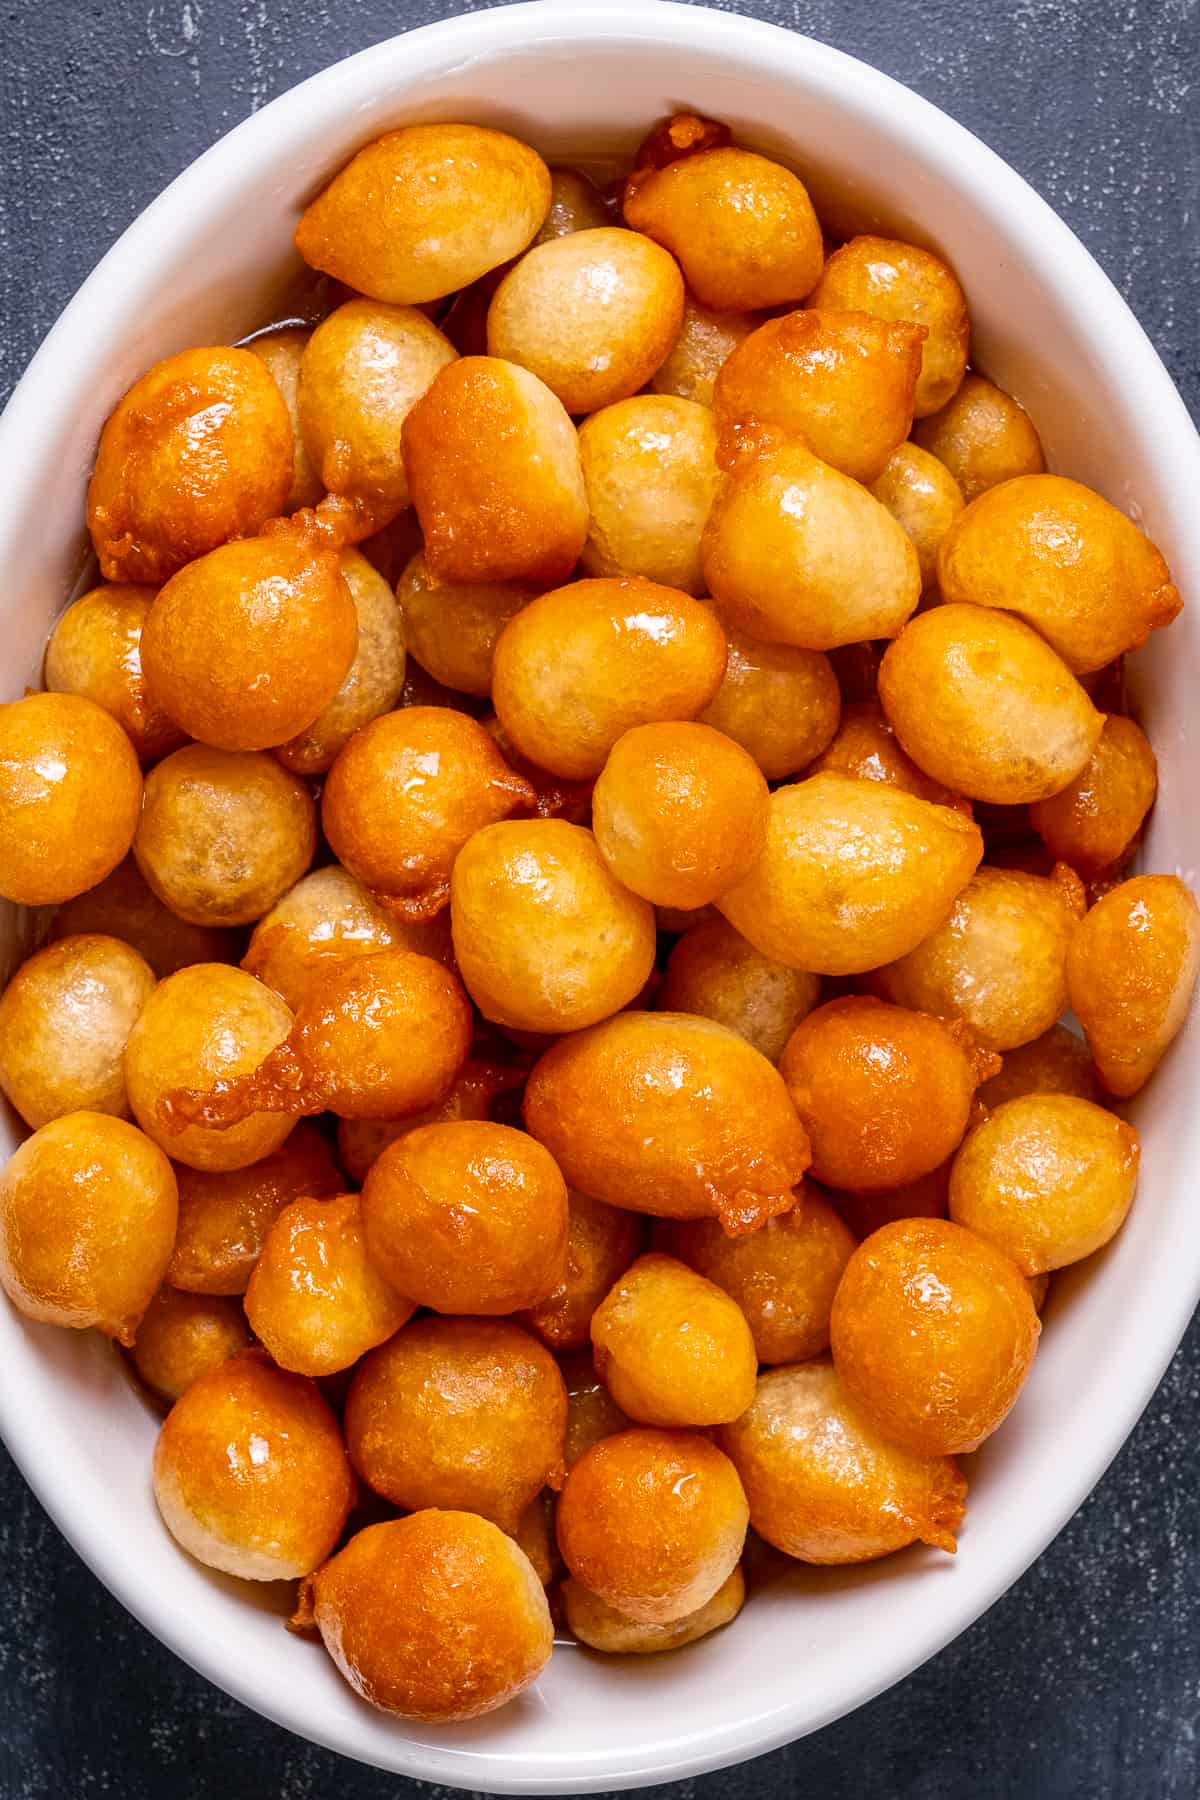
[86,346,293,585]
[830,1217,1040,1455]
[1029,715,1157,879]
[246,328,324,512]
[868,443,965,588]
[633,110,731,170]
[0,934,155,1128]
[807,236,970,416]
[44,584,184,762]
[652,296,764,406]
[564,1566,745,1655]
[578,396,718,594]
[131,1285,253,1405]
[517,1192,644,1353]
[0,1112,177,1344]
[0,692,142,906]
[305,1512,553,1722]
[702,445,921,650]
[488,228,684,412]
[402,357,587,584]
[275,549,407,774]
[48,858,241,980]
[717,1361,967,1563]
[562,1352,633,1467]
[659,915,821,1064]
[808,700,971,811]
[335,1057,517,1184]
[135,746,316,928]
[977,1024,1103,1111]
[950,1095,1139,1274]
[713,309,925,485]
[556,1428,748,1624]
[537,166,612,241]
[450,819,656,1032]
[523,1011,812,1235]
[877,604,1103,804]
[868,864,1087,1052]
[296,124,552,304]
[716,774,983,976]
[396,552,533,698]
[624,148,823,313]
[590,1253,758,1427]
[152,1352,354,1579]
[698,624,840,781]
[1065,874,1200,1097]
[345,1317,567,1531]
[912,372,1046,503]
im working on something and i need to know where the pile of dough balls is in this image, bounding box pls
[0,110,1192,1727]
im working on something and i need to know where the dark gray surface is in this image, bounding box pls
[1,1,1198,1796]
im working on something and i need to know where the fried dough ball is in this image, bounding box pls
[86,346,293,585]
[134,746,316,928]
[488,228,684,413]
[296,124,551,305]
[659,916,821,1064]
[868,444,965,589]
[977,1024,1103,1110]
[1065,874,1200,1097]
[808,237,970,416]
[912,372,1046,502]
[0,934,155,1129]
[517,1192,644,1352]
[322,707,534,918]
[152,1352,353,1579]
[634,111,731,170]
[562,1352,633,1466]
[949,1096,1139,1274]
[493,577,727,779]
[304,1512,553,1721]
[396,552,533,698]
[0,1112,177,1344]
[779,998,997,1193]
[537,166,612,241]
[713,309,924,485]
[0,692,142,906]
[868,864,1087,1052]
[345,1317,567,1531]
[246,328,323,513]
[523,1012,811,1235]
[166,1121,342,1294]
[1029,714,1157,878]
[701,446,921,650]
[402,357,587,584]
[48,858,241,979]
[878,604,1103,803]
[124,964,295,1171]
[828,1159,952,1242]
[361,1121,568,1315]
[590,1253,757,1427]
[592,722,769,910]
[556,1428,748,1624]
[937,474,1181,673]
[717,1360,967,1563]
[245,1193,415,1375]
[130,1285,253,1405]
[623,148,822,313]
[564,1566,745,1655]
[652,297,763,407]
[480,712,595,823]
[578,397,718,594]
[44,584,184,762]
[275,550,406,774]
[698,625,840,781]
[807,699,970,811]
[829,1217,1040,1455]
[717,775,983,976]
[335,1057,517,1184]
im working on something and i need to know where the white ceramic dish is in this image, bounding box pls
[1,1,1198,1790]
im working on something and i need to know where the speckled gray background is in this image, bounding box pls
[1,1,1198,1795]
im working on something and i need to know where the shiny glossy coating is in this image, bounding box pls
[868,443,965,588]
[517,1192,644,1353]
[913,372,1045,502]
[1029,714,1157,877]
[808,235,970,416]
[579,396,718,595]
[335,1057,518,1185]
[590,1252,758,1427]
[44,583,184,762]
[809,699,970,812]
[564,1566,745,1655]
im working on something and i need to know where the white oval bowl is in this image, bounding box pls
[1,1,1198,1790]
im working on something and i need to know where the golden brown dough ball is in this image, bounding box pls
[0,692,142,906]
[717,1360,967,1563]
[912,372,1045,502]
[808,236,970,416]
[0,933,155,1129]
[523,1011,811,1235]
[556,1428,748,1623]
[578,396,718,594]
[134,746,316,928]
[1029,714,1157,878]
[878,604,1103,803]
[44,584,184,762]
[275,549,407,774]
[48,858,241,980]
[304,1512,553,1721]
[564,1566,745,1655]
[86,346,293,585]
[658,915,821,1064]
[1065,874,1200,1097]
[832,1160,952,1242]
[402,356,587,584]
[829,1217,1040,1455]
[716,774,983,976]
[152,1352,353,1579]
[652,297,764,407]
[130,1285,253,1405]
[537,166,612,241]
[322,707,534,918]
[0,1111,177,1344]
[562,1352,632,1467]
[361,1121,568,1315]
[949,1095,1139,1274]
[246,328,324,513]
[702,445,921,649]
[937,474,1181,673]
[698,624,840,781]
[977,1024,1103,1110]
[623,148,823,313]
[807,699,971,811]
[492,576,728,780]
[517,1192,644,1353]
[335,1057,517,1184]
[868,443,965,588]
[868,864,1087,1052]
[396,552,533,698]
[296,124,551,305]
[450,819,656,1033]
[345,1317,566,1532]
[633,111,732,170]
[166,1120,342,1294]
[590,1252,757,1427]
[713,309,924,485]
